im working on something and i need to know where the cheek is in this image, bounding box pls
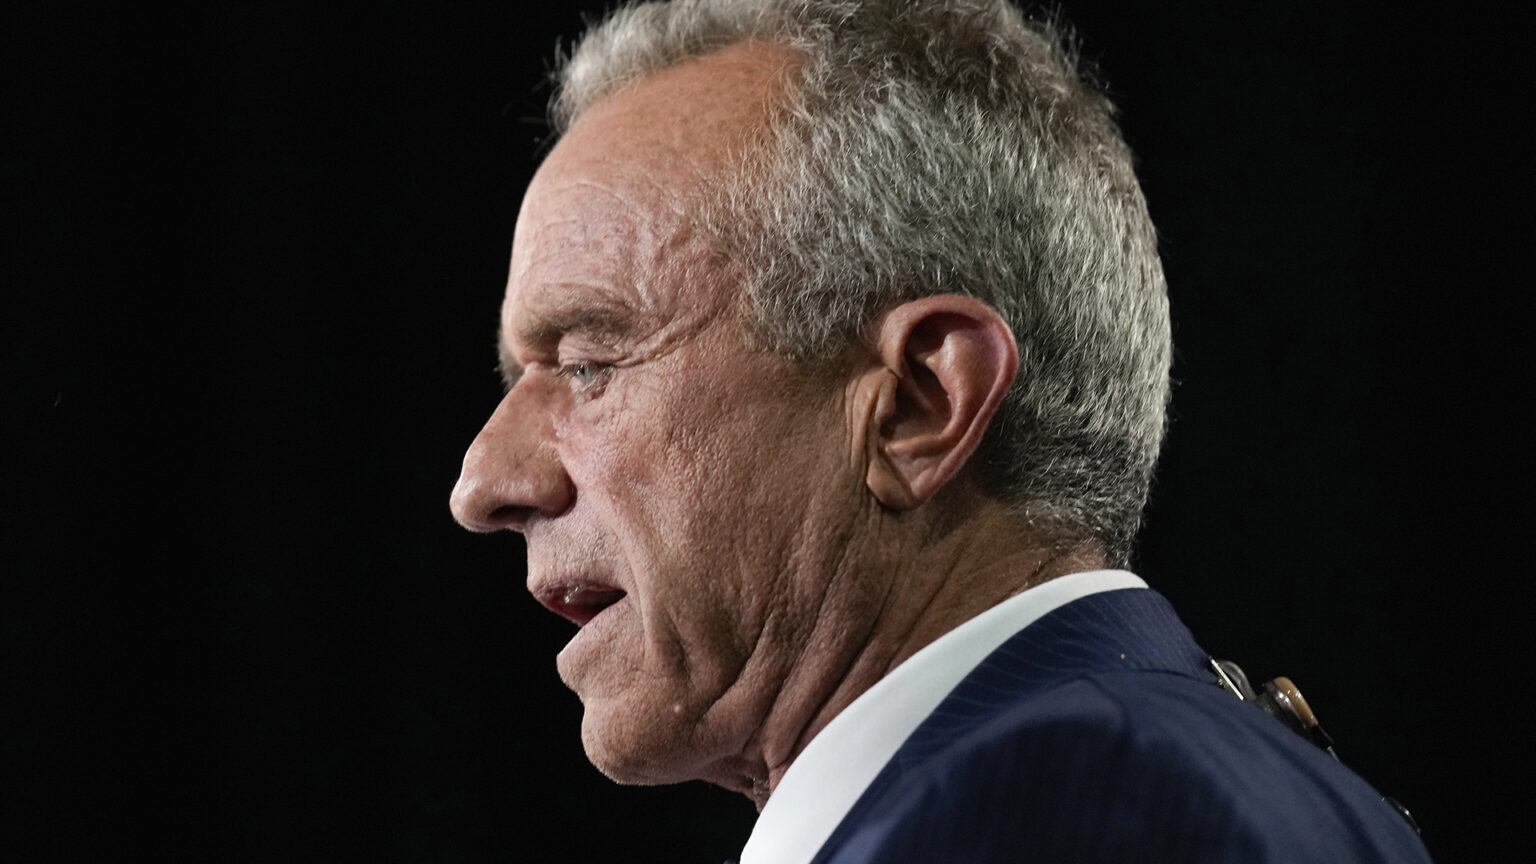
[559,363,760,508]
[552,381,740,596]
[557,382,699,521]
[552,353,852,614]
[559,381,799,615]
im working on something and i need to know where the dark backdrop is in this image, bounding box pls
[5,2,1524,861]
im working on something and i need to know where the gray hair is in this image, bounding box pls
[551,0,1171,564]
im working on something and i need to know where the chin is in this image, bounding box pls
[577,689,747,788]
[580,709,692,786]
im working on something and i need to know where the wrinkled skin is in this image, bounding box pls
[451,43,884,795]
[451,41,1079,806]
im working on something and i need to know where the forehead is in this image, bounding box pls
[499,41,796,360]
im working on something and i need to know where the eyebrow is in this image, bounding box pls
[496,296,644,391]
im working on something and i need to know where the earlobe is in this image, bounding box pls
[862,296,1019,510]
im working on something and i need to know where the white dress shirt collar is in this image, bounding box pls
[738,569,1148,864]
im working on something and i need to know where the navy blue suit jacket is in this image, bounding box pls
[807,588,1431,863]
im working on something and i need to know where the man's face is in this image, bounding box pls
[450,44,868,790]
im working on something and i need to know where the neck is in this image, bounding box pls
[722,503,1106,809]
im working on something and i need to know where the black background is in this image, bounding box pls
[5,2,1525,861]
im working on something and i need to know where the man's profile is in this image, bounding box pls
[450,1,1433,860]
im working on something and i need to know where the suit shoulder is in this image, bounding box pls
[819,671,1430,864]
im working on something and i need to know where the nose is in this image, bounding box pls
[450,383,574,532]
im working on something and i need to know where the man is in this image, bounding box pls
[450,1,1432,861]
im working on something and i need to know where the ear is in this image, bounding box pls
[859,295,1019,510]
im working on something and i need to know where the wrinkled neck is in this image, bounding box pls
[731,502,1106,808]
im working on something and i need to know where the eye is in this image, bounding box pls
[557,360,611,390]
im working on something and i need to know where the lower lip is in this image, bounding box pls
[559,596,628,657]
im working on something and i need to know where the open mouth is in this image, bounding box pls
[539,584,627,627]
